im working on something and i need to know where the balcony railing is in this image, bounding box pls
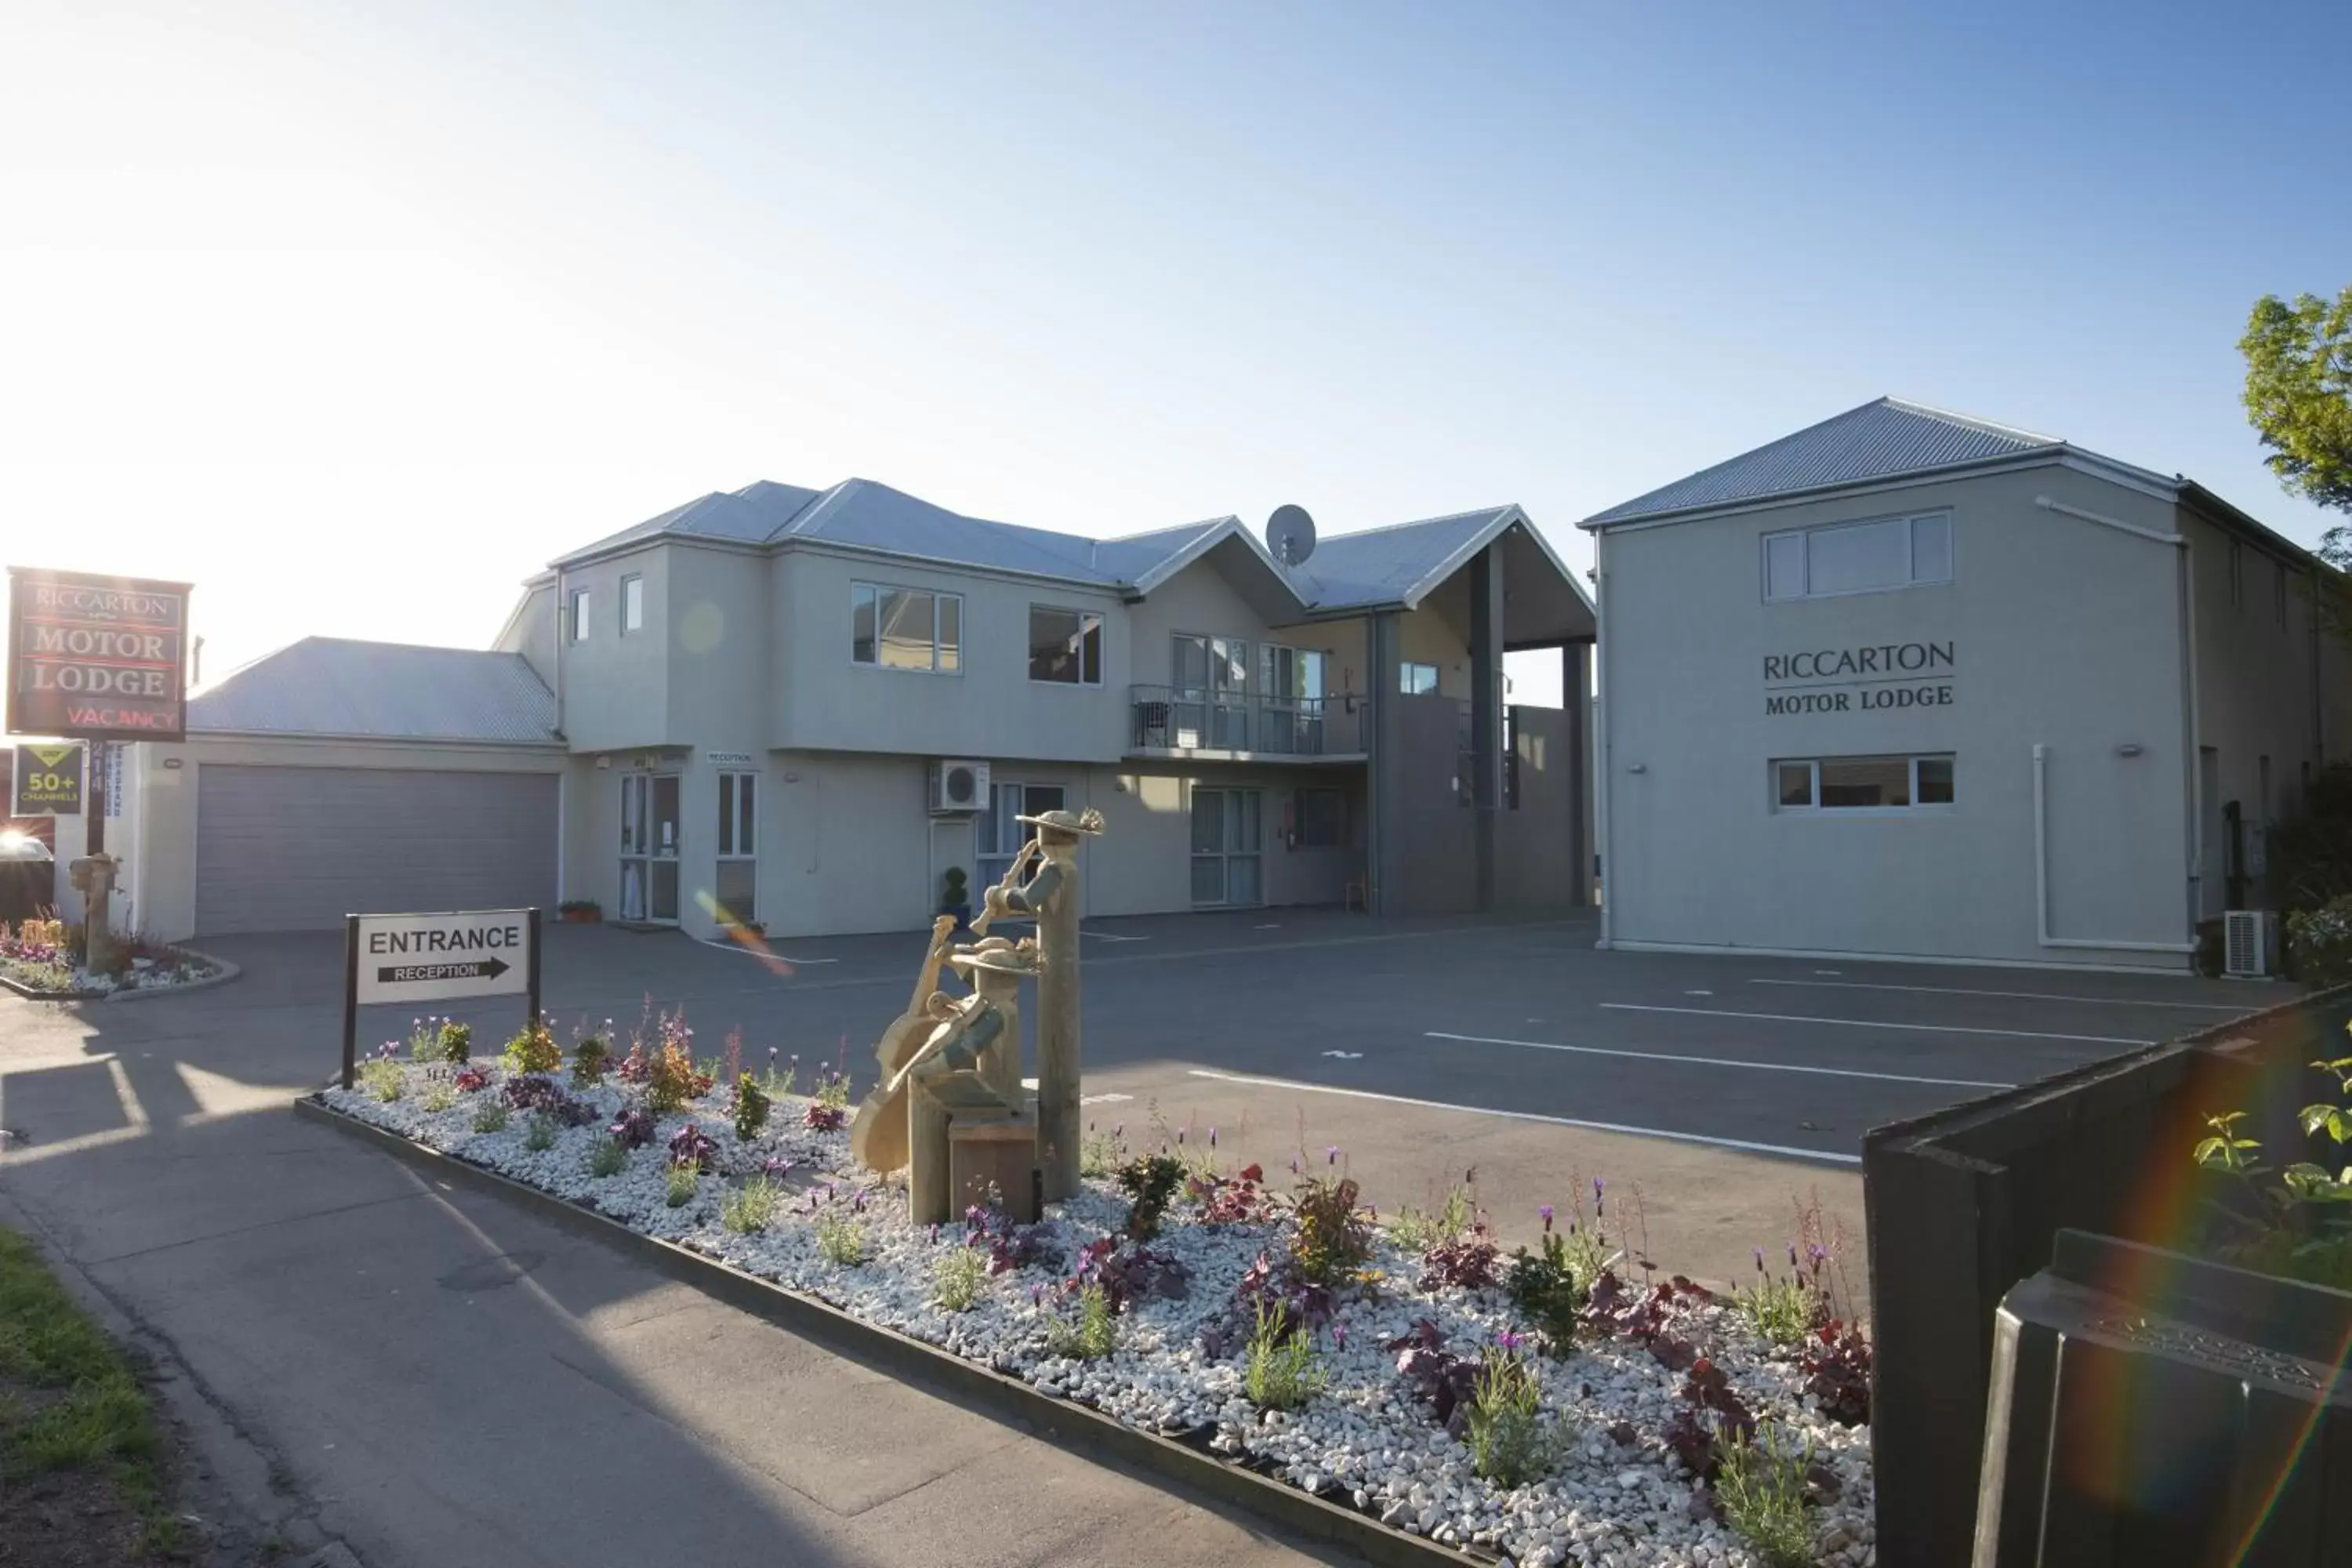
[1128,686,1364,758]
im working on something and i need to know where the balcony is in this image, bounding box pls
[1127,686,1366,762]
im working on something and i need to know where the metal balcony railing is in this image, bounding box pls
[1127,686,1363,757]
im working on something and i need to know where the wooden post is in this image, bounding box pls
[340,913,360,1090]
[1037,859,1081,1202]
[908,1080,951,1226]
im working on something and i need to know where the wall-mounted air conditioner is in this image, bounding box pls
[2223,910,2275,978]
[929,760,989,815]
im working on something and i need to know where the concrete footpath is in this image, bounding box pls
[0,989,1338,1568]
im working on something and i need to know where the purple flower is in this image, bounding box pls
[1290,1156,1301,1175]
[1789,1243,1800,1268]
[1539,1203,1555,1232]
[928,1223,939,1243]
[1326,1145,1340,1166]
[1030,1282,1045,1305]
[1113,1123,1124,1138]
[1808,1243,1828,1267]
[1176,1127,1185,1145]
[1497,1328,1527,1354]
[1208,1127,1218,1149]
[1331,1322,1347,1350]
[1755,1247,1766,1273]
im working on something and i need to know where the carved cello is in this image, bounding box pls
[848,915,960,1175]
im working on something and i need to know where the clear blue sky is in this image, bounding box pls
[5,1,2347,703]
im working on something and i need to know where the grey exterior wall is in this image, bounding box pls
[1597,463,2196,969]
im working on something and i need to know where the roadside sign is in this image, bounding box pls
[341,908,542,1088]
[6,568,194,742]
[10,743,84,815]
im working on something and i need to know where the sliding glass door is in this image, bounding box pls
[1189,787,1262,906]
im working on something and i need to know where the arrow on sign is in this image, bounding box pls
[376,956,510,985]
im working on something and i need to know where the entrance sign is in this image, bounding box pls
[6,568,194,742]
[11,743,85,815]
[341,908,542,1088]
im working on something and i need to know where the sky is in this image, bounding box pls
[3,0,2347,711]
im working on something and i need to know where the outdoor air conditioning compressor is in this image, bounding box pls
[2222,909,2275,978]
[928,759,989,815]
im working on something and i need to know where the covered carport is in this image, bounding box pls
[131,637,564,939]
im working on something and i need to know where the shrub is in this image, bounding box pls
[609,1105,655,1149]
[1465,1338,1552,1487]
[1079,1121,1127,1178]
[1116,1153,1187,1239]
[1047,1283,1116,1361]
[965,1203,1059,1275]
[732,1073,771,1142]
[722,1175,782,1234]
[454,1065,491,1094]
[802,1102,846,1133]
[1507,1208,1615,1348]
[1388,1318,1480,1435]
[419,1079,458,1113]
[1714,1421,1815,1568]
[1233,1250,1334,1342]
[1420,1230,1502,1292]
[666,1122,719,1173]
[589,1138,629,1178]
[470,1101,510,1134]
[1289,1174,1374,1284]
[501,1075,597,1124]
[437,1020,473,1065]
[815,1210,866,1265]
[1802,1319,1873,1426]
[1392,1178,1477,1253]
[1734,1252,1827,1348]
[665,1165,698,1207]
[1067,1236,1190,1312]
[503,1021,563,1076]
[1243,1298,1325,1410]
[571,1037,610,1088]
[1662,1356,1755,1480]
[2195,1040,2352,1288]
[523,1113,557,1152]
[2287,897,2352,987]
[358,1059,405,1102]
[408,1017,443,1062]
[643,1018,712,1112]
[813,1065,852,1112]
[934,1245,988,1312]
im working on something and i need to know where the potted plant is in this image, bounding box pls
[559,898,602,924]
[939,866,971,929]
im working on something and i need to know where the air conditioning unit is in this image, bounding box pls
[929,759,989,815]
[2223,909,2275,978]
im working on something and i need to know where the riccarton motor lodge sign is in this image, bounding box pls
[1762,640,1955,715]
[7,568,194,742]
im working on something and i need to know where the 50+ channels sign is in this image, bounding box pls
[8,567,194,742]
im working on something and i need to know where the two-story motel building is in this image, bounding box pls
[114,481,1595,941]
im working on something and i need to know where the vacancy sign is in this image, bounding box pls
[7,567,194,742]
[353,909,535,1005]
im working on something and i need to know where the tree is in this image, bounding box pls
[2241,286,2352,554]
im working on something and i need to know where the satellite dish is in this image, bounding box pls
[1266,504,1318,568]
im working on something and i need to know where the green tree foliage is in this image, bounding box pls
[2241,287,2352,526]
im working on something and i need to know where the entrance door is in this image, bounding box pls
[1189,787,1262,906]
[716,771,757,926]
[620,773,683,924]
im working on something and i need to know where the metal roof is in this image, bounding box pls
[188,638,558,745]
[1583,398,2060,526]
[549,481,1580,622]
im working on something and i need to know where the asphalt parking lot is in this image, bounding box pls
[120,904,2290,1303]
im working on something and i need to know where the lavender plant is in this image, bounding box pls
[1734,1247,1827,1348]
[470,1100,510,1134]
[522,1112,558,1152]
[358,1058,405,1102]
[815,1210,867,1265]
[419,1075,459,1114]
[1047,1283,1116,1360]
[665,1164,698,1207]
[721,1174,782,1234]
[933,1244,988,1311]
[1465,1336,1552,1486]
[1714,1421,1815,1568]
[588,1137,629,1178]
[731,1073,771,1142]
[1243,1299,1325,1410]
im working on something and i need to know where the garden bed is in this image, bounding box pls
[0,921,230,1002]
[317,1039,1876,1568]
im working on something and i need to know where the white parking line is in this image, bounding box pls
[1748,978,2253,1011]
[1183,1069,1859,1165]
[1598,1002,2151,1046]
[1082,930,1152,942]
[1425,1032,2014,1090]
[696,937,839,964]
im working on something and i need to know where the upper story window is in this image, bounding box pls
[621,574,644,635]
[568,586,591,643]
[1400,662,1439,695]
[1763,512,1952,602]
[852,583,961,673]
[1262,645,1328,706]
[1029,606,1102,685]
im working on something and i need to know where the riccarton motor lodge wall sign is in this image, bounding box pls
[7,567,194,741]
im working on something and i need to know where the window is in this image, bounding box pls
[977,782,1063,887]
[852,583,961,673]
[1762,513,1953,601]
[568,586,591,642]
[1773,754,1955,811]
[1290,788,1348,849]
[1173,633,1250,748]
[715,772,756,925]
[1262,645,1329,753]
[1191,788,1262,906]
[1029,606,1102,684]
[1400,662,1439,695]
[621,574,644,635]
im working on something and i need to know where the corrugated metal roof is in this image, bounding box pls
[189,638,557,744]
[554,482,823,564]
[1584,398,2060,525]
[1294,506,1517,610]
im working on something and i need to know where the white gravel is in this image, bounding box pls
[323,1060,1876,1566]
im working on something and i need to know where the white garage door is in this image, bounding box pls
[195,765,557,935]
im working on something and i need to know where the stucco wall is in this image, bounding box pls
[666,546,772,753]
[555,543,673,753]
[770,549,1129,763]
[1597,463,2194,967]
[1497,704,1580,910]
[128,735,567,942]
[494,582,558,687]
